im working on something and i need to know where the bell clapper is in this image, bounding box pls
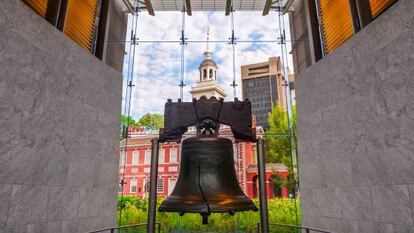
[201,213,210,225]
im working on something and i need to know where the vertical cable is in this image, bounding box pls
[179,2,187,101]
[276,2,299,231]
[119,0,139,226]
[229,1,237,99]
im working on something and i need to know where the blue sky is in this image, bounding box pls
[121,11,292,120]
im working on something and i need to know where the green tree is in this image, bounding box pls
[120,114,139,139]
[138,113,164,130]
[120,114,139,127]
[264,103,297,169]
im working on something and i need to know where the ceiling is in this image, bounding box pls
[122,0,291,15]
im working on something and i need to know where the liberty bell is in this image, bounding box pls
[158,97,258,224]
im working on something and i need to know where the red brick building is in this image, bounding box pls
[118,127,289,199]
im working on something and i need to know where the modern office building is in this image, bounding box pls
[241,57,290,129]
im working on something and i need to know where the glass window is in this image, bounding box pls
[319,0,354,53]
[64,0,99,51]
[369,0,396,18]
[145,150,151,164]
[157,179,164,193]
[168,166,178,172]
[132,151,139,165]
[131,168,138,173]
[119,152,126,166]
[130,179,137,193]
[170,148,177,162]
[24,0,48,17]
[144,179,150,193]
[159,149,165,163]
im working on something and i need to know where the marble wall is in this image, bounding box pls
[296,0,414,232]
[0,1,122,232]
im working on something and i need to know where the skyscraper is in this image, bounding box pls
[241,57,287,129]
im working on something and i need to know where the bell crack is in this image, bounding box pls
[198,163,211,224]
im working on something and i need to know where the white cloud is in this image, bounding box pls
[121,11,292,120]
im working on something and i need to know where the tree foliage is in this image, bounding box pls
[120,114,139,127]
[138,113,164,130]
[264,104,297,169]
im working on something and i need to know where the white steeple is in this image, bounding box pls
[190,27,226,100]
[204,26,212,59]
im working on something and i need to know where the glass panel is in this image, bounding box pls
[24,0,48,18]
[369,0,396,17]
[132,151,139,165]
[319,0,354,53]
[64,0,98,51]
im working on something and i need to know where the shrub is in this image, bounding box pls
[117,196,300,233]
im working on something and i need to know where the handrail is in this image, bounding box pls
[89,222,161,233]
[256,223,334,233]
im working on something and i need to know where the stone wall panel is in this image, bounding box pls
[297,0,414,231]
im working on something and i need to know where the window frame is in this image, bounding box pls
[130,179,137,193]
[132,150,139,165]
[169,148,178,162]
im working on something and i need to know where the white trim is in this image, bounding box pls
[132,151,139,165]
[159,149,165,163]
[130,179,137,193]
[169,148,178,162]
[157,178,164,193]
[168,178,177,196]
[144,150,151,164]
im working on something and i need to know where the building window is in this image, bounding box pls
[209,68,213,79]
[144,167,150,173]
[130,179,137,193]
[318,0,354,53]
[24,0,48,17]
[157,179,164,193]
[119,152,126,166]
[132,151,139,165]
[131,168,138,173]
[159,149,165,163]
[168,166,178,172]
[64,0,100,51]
[143,178,163,193]
[144,179,150,192]
[203,69,207,80]
[145,150,151,164]
[170,148,177,162]
[369,0,396,18]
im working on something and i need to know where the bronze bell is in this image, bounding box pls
[158,134,258,224]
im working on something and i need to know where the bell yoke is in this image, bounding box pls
[158,97,258,224]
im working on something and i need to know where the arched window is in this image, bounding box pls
[203,69,207,80]
[209,69,213,79]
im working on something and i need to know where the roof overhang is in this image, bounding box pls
[124,0,292,16]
